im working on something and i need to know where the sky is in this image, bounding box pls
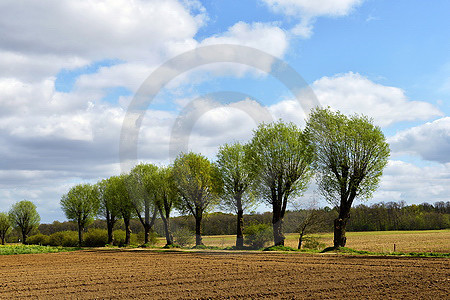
[0,0,449,223]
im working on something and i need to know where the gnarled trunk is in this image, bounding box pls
[124,217,131,246]
[195,216,203,246]
[159,208,173,246]
[272,204,285,246]
[333,217,348,248]
[236,209,244,248]
[107,219,114,245]
[77,223,83,247]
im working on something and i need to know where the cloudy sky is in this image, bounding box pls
[0,0,449,223]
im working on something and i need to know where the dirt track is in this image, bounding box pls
[1,250,449,299]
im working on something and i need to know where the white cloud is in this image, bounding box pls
[261,0,363,38]
[312,72,443,127]
[389,117,450,163]
[0,0,206,82]
[372,160,450,204]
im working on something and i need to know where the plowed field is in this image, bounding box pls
[1,250,449,299]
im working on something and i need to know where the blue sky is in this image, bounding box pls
[0,0,449,223]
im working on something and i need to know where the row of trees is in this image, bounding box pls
[59,108,390,248]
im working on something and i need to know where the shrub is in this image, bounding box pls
[136,231,158,247]
[173,227,195,247]
[26,234,50,246]
[243,223,273,249]
[113,230,138,247]
[302,236,326,250]
[84,228,108,247]
[48,231,78,247]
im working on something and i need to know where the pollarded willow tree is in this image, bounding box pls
[306,107,390,248]
[109,175,135,246]
[247,121,315,246]
[97,178,121,245]
[216,142,257,248]
[0,212,11,245]
[173,152,222,246]
[8,200,40,244]
[129,163,159,245]
[60,184,100,246]
[154,166,180,246]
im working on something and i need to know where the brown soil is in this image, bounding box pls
[1,250,449,299]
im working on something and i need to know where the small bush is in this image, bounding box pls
[243,223,273,249]
[84,228,108,247]
[113,230,138,247]
[173,227,195,247]
[26,234,50,246]
[302,236,326,250]
[48,231,78,247]
[136,231,158,247]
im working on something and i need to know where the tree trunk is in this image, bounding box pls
[107,219,114,245]
[1,233,6,245]
[272,204,285,246]
[195,216,203,246]
[159,209,173,246]
[236,209,244,248]
[333,218,348,248]
[124,218,131,246]
[298,232,304,249]
[77,223,83,247]
[143,224,150,245]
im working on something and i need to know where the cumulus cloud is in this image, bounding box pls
[389,117,450,163]
[312,72,443,127]
[372,160,450,204]
[261,0,364,38]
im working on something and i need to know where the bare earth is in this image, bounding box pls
[1,250,449,299]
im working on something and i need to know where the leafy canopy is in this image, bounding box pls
[306,107,390,207]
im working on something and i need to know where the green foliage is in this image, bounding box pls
[0,212,11,244]
[0,245,76,255]
[84,228,108,247]
[113,230,138,247]
[60,184,100,228]
[8,200,40,243]
[302,236,326,250]
[173,227,195,247]
[136,231,158,246]
[26,233,50,246]
[321,247,450,258]
[246,121,315,204]
[263,245,299,251]
[306,107,390,206]
[216,142,257,213]
[243,223,273,249]
[173,152,222,215]
[48,231,79,247]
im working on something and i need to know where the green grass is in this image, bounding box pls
[0,244,78,255]
[321,247,450,258]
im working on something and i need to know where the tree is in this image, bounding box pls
[60,184,100,247]
[8,200,40,244]
[306,107,390,248]
[0,212,11,245]
[97,178,121,245]
[173,152,221,246]
[217,142,257,248]
[247,121,315,246]
[154,166,179,246]
[110,175,135,245]
[129,163,159,245]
